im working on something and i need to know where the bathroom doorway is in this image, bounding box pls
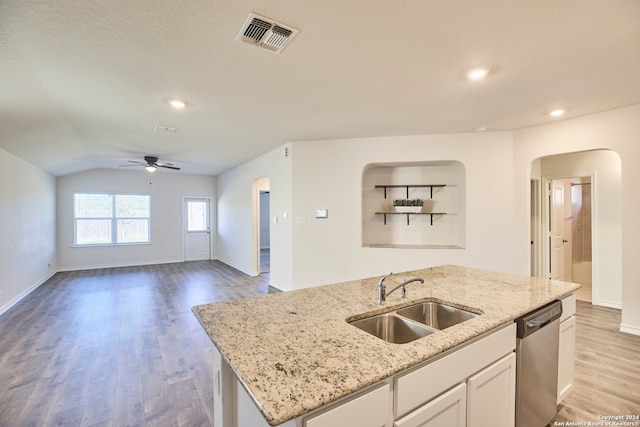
[547,177,592,302]
[531,149,622,309]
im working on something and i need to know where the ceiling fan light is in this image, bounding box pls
[145,165,157,173]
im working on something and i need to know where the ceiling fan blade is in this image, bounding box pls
[157,165,181,170]
[118,156,180,170]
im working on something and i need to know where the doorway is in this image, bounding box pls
[184,197,211,261]
[253,177,270,276]
[546,177,592,302]
[259,191,270,273]
[531,149,622,309]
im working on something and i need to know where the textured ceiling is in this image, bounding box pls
[1,0,639,176]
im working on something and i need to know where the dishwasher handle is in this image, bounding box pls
[516,300,563,338]
[527,318,551,328]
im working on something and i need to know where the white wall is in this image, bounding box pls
[216,144,292,290]
[0,147,56,315]
[290,132,515,289]
[540,150,622,308]
[56,168,216,270]
[513,104,640,334]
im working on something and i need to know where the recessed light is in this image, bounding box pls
[549,109,566,117]
[169,99,186,109]
[475,126,487,132]
[466,68,489,80]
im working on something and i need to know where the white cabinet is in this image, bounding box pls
[304,383,390,427]
[467,353,516,427]
[395,323,516,418]
[395,383,466,427]
[223,323,517,427]
[558,294,577,403]
[392,324,516,427]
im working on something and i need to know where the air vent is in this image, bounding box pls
[236,13,298,53]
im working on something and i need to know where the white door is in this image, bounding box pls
[184,198,210,261]
[550,181,567,280]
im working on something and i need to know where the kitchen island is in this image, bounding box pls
[192,265,580,427]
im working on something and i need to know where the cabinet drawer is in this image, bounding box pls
[304,382,389,427]
[395,323,516,418]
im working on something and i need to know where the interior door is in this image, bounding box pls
[185,198,211,261]
[550,181,568,280]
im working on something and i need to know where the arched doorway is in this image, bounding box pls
[530,149,622,308]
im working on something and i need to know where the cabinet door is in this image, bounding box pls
[394,383,466,427]
[558,316,576,403]
[305,383,390,427]
[467,353,516,427]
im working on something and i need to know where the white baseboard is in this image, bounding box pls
[216,258,253,276]
[268,282,290,292]
[0,270,56,317]
[57,258,184,272]
[593,299,622,310]
[620,323,640,336]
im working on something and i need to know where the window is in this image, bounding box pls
[186,199,209,232]
[74,193,150,245]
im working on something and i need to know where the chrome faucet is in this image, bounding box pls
[377,273,424,304]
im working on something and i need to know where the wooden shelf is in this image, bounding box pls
[375,212,447,226]
[375,184,446,199]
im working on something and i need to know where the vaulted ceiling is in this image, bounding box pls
[1,0,639,176]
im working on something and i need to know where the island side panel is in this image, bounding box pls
[212,345,235,427]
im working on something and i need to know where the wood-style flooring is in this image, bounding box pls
[0,261,270,427]
[551,301,640,424]
[1,262,638,426]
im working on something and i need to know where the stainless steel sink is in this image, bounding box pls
[396,302,479,330]
[348,301,480,344]
[348,313,434,344]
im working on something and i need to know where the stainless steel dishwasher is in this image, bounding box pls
[515,300,563,427]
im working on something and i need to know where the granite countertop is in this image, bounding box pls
[192,265,581,426]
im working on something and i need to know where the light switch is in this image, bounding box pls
[315,209,328,218]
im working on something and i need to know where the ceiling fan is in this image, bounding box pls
[119,156,181,172]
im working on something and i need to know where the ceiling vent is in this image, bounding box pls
[236,13,298,53]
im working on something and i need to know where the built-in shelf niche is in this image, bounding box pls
[362,161,466,249]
